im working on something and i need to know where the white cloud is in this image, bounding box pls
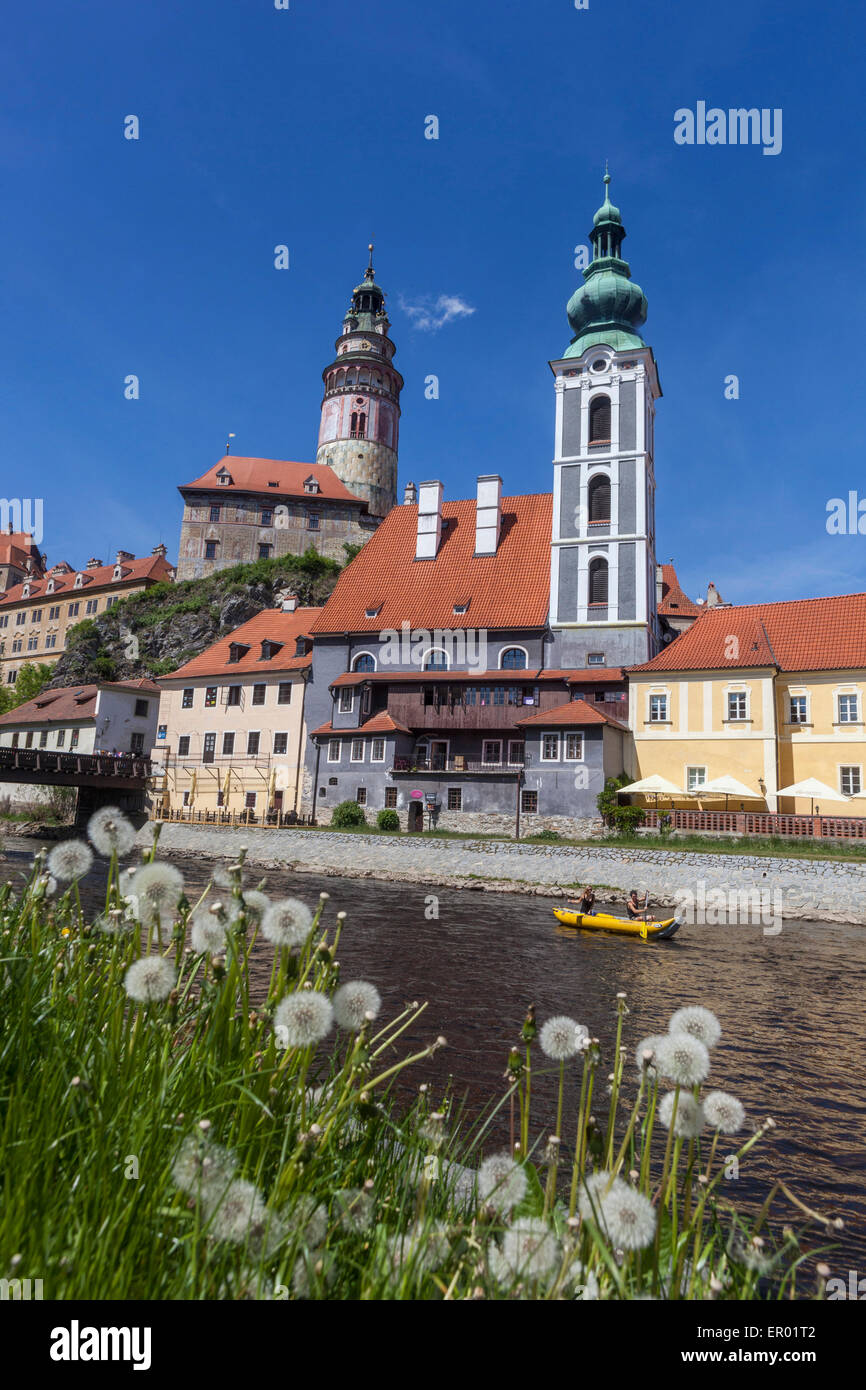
[398,293,476,332]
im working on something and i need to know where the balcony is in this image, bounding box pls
[391,757,522,777]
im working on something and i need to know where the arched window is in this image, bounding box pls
[352,653,376,672]
[350,412,358,434]
[423,649,449,670]
[588,557,609,606]
[357,413,366,438]
[588,475,611,523]
[589,395,611,445]
[500,647,527,670]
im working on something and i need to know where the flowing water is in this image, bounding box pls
[4,840,865,1270]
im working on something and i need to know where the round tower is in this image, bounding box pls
[316,245,403,517]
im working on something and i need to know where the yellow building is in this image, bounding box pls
[152,601,321,822]
[0,546,175,690]
[627,593,866,813]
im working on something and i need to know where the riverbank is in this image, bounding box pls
[134,822,866,924]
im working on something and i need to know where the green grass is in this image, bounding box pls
[0,827,837,1300]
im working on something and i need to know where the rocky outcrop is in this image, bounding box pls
[48,552,342,688]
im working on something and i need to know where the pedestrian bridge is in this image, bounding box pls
[0,746,152,791]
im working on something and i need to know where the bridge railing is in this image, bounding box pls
[0,748,152,779]
[641,808,866,839]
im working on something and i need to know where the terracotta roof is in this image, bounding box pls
[310,712,412,737]
[310,494,553,633]
[517,698,628,730]
[329,666,624,688]
[162,607,322,680]
[657,563,701,618]
[0,531,43,572]
[180,456,364,505]
[0,553,174,608]
[630,592,866,673]
[0,678,162,727]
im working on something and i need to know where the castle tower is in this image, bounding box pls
[316,245,403,517]
[549,174,662,669]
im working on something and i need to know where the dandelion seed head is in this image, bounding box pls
[292,1249,335,1298]
[477,1153,527,1213]
[599,1185,657,1251]
[48,840,93,882]
[261,897,314,948]
[501,1218,560,1280]
[273,991,333,1048]
[208,1179,268,1244]
[130,863,184,921]
[658,1090,705,1138]
[703,1089,746,1134]
[388,1221,449,1274]
[333,1187,375,1233]
[294,1194,328,1247]
[539,1015,588,1061]
[578,1170,626,1221]
[190,908,228,955]
[655,1031,711,1086]
[333,980,381,1031]
[635,1034,666,1074]
[172,1135,236,1198]
[669,1005,721,1048]
[87,806,137,858]
[239,889,270,921]
[124,955,175,1003]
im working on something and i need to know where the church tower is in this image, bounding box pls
[316,246,403,517]
[549,175,662,669]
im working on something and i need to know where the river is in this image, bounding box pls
[4,840,864,1272]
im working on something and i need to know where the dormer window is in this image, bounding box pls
[113,565,123,581]
[74,573,84,588]
[46,580,55,594]
[453,600,470,615]
[268,480,279,488]
[364,604,382,619]
[304,476,321,494]
[295,636,310,657]
[260,639,284,661]
[22,583,30,598]
[228,642,250,664]
[216,468,232,486]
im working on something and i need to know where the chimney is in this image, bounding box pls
[116,549,134,564]
[403,480,418,505]
[281,594,298,612]
[706,582,721,607]
[656,563,664,606]
[474,474,502,556]
[152,543,167,558]
[86,557,102,569]
[415,480,443,560]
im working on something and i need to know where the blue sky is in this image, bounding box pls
[1,0,864,604]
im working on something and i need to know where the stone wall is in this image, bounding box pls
[311,804,603,838]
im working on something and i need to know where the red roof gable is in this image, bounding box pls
[657,563,701,618]
[310,494,553,633]
[0,553,174,608]
[0,679,159,727]
[329,667,624,688]
[310,711,412,737]
[180,456,364,505]
[162,607,322,680]
[631,592,866,673]
[517,698,628,730]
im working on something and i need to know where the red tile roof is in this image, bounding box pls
[310,494,554,633]
[0,531,43,573]
[0,679,159,727]
[517,698,628,730]
[0,553,174,608]
[329,667,624,687]
[631,592,866,673]
[657,563,701,618]
[180,456,364,505]
[310,712,412,737]
[162,607,322,680]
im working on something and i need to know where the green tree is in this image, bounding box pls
[9,662,53,708]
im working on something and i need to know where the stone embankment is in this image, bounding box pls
[138,823,866,925]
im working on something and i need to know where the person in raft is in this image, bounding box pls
[626,889,649,920]
[572,885,596,915]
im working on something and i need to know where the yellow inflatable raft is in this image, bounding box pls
[553,909,683,940]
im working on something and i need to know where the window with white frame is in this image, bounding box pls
[789,695,808,724]
[507,740,525,765]
[273,732,288,755]
[327,739,340,763]
[338,688,353,713]
[482,739,502,766]
[356,786,367,806]
[686,766,707,791]
[840,765,862,796]
[564,732,584,760]
[726,691,748,721]
[370,739,385,762]
[351,738,364,762]
[649,693,668,723]
[541,733,559,761]
[838,694,859,724]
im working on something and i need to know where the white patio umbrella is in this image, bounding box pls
[617,773,688,810]
[701,775,766,810]
[775,778,849,814]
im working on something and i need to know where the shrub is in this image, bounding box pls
[606,805,646,836]
[528,828,561,842]
[376,808,400,832]
[331,799,367,829]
